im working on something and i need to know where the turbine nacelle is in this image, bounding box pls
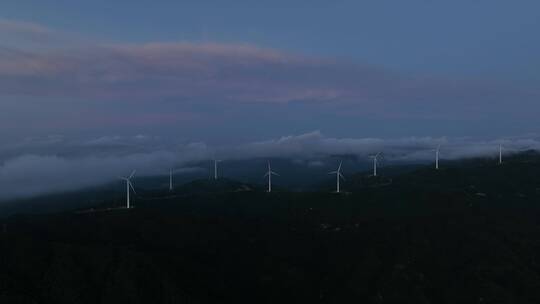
[119,170,136,185]
[369,152,382,160]
[328,171,345,179]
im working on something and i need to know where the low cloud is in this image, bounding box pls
[1,131,538,201]
[0,136,211,201]
[223,131,539,161]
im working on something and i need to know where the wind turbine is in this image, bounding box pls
[328,161,345,193]
[120,170,136,209]
[263,161,279,192]
[213,159,222,180]
[434,144,441,170]
[169,168,173,191]
[370,153,381,176]
[499,144,503,165]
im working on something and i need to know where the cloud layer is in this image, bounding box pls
[1,131,539,201]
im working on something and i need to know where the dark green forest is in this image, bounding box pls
[2,153,540,303]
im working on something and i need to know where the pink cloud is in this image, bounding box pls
[40,111,199,129]
[0,41,383,103]
[0,19,54,37]
[0,20,537,122]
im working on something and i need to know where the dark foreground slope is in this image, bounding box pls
[2,155,540,303]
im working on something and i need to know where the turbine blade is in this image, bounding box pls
[338,161,342,171]
[339,173,346,180]
[271,171,279,176]
[129,182,137,195]
[263,172,269,178]
[328,171,338,174]
[129,170,136,179]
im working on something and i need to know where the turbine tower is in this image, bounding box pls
[434,144,441,170]
[499,144,503,165]
[263,161,279,192]
[120,170,136,209]
[370,153,381,176]
[214,159,222,180]
[328,161,345,193]
[169,168,173,191]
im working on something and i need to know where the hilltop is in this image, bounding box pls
[1,152,540,303]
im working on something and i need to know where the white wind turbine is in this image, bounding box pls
[214,159,222,180]
[169,168,174,191]
[328,161,345,193]
[370,153,381,176]
[434,144,441,170]
[499,144,503,165]
[120,170,136,209]
[264,161,279,192]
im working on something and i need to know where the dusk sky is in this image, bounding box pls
[1,1,540,199]
[1,0,539,141]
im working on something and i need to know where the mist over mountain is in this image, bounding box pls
[2,150,539,217]
[1,131,540,202]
